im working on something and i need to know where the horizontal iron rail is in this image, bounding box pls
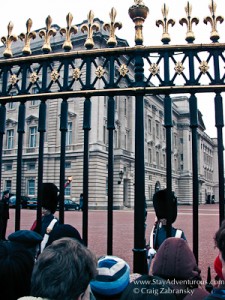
[0,85,224,102]
[0,43,225,65]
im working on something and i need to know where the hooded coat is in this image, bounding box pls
[152,237,209,300]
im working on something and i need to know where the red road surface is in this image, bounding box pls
[6,203,220,282]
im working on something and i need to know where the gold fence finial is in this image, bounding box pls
[39,15,57,53]
[60,13,78,51]
[204,0,224,42]
[1,22,18,58]
[156,4,175,44]
[81,10,100,49]
[103,7,122,47]
[19,19,37,55]
[179,2,199,43]
[128,0,149,45]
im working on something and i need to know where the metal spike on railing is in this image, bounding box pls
[205,266,214,293]
[103,7,122,47]
[156,3,175,44]
[60,13,78,51]
[80,10,100,49]
[203,0,224,42]
[39,15,57,53]
[1,22,18,58]
[19,18,37,55]
[179,2,199,43]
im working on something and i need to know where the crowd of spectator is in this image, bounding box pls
[0,185,224,299]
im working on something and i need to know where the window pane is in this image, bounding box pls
[7,129,14,149]
[5,180,12,192]
[66,122,72,145]
[28,179,35,196]
[29,127,37,148]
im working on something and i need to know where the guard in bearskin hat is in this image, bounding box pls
[147,189,187,270]
[31,183,59,252]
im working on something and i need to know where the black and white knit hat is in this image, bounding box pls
[90,255,130,297]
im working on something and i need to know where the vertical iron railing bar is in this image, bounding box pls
[106,53,116,255]
[36,99,47,234]
[164,94,173,238]
[0,104,6,195]
[15,63,29,231]
[187,49,199,262]
[83,97,91,246]
[41,61,48,93]
[189,93,199,263]
[15,101,26,231]
[107,97,115,255]
[162,47,174,239]
[82,57,92,246]
[214,93,224,225]
[133,52,148,274]
[59,97,68,224]
[2,67,9,95]
[213,48,224,224]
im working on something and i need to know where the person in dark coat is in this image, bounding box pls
[79,193,83,211]
[152,237,209,299]
[0,190,10,240]
[0,240,35,300]
[8,230,43,260]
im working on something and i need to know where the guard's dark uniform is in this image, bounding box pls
[0,190,10,240]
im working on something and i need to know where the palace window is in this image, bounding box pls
[6,129,14,149]
[27,179,35,196]
[29,126,37,148]
[66,122,73,145]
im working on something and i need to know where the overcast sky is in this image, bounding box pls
[0,0,224,138]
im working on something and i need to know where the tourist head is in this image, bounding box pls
[31,237,97,300]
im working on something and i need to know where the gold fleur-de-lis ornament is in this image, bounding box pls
[1,22,18,58]
[60,13,78,51]
[103,7,122,47]
[156,4,175,44]
[19,18,37,55]
[204,0,224,42]
[179,2,199,43]
[39,15,57,53]
[81,11,100,49]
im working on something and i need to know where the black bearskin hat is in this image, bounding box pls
[153,189,177,224]
[41,183,59,214]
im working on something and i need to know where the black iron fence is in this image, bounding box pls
[0,1,224,273]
